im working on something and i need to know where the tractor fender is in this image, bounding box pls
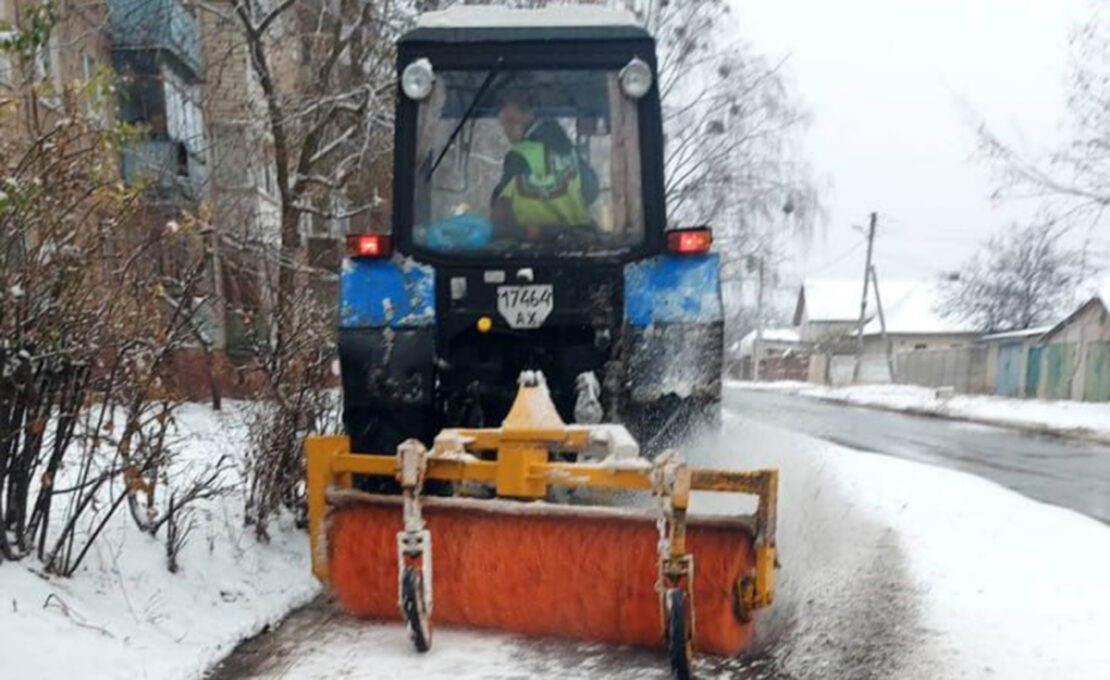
[623,254,724,403]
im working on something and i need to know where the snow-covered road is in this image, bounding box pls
[208,409,1110,680]
[207,596,773,679]
[727,386,1110,524]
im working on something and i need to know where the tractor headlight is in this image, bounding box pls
[402,58,435,100]
[619,57,653,99]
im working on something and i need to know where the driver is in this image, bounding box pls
[490,88,599,241]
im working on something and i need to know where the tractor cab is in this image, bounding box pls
[339,6,723,455]
[394,9,662,262]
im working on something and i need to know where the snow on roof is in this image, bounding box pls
[416,5,640,30]
[861,280,977,336]
[1033,279,1110,341]
[1042,295,1110,340]
[981,326,1054,342]
[795,280,867,324]
[797,278,975,335]
[761,328,801,343]
[736,328,801,357]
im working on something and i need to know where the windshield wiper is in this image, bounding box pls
[426,64,501,181]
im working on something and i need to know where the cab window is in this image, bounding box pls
[413,69,644,257]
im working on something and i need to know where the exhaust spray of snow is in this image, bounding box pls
[683,411,1110,679]
[685,413,929,679]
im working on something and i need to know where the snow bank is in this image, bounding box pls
[731,380,1110,441]
[0,402,319,680]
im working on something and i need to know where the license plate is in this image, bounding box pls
[496,284,554,329]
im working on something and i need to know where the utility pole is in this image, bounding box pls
[870,265,895,382]
[753,257,765,381]
[852,212,877,383]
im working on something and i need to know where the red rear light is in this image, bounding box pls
[346,234,392,259]
[666,227,712,255]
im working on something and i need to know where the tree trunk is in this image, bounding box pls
[274,206,300,358]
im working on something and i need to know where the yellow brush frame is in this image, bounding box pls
[305,381,778,617]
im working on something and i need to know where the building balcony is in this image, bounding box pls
[121,140,208,202]
[107,0,200,74]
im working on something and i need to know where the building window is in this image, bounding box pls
[175,141,189,177]
[329,194,350,236]
[81,52,105,123]
[262,161,275,196]
[0,5,11,86]
[913,343,927,350]
[251,0,276,24]
[298,211,315,236]
[33,34,62,106]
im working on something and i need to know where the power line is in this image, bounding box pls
[804,238,866,275]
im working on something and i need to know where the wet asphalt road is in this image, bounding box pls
[725,386,1110,524]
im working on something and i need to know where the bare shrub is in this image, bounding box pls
[242,281,339,542]
[1,12,228,575]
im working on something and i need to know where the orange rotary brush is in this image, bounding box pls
[326,495,756,656]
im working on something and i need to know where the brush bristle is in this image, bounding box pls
[327,497,754,656]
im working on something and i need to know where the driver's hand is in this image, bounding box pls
[523,224,542,241]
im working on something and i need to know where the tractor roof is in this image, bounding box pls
[402,5,650,44]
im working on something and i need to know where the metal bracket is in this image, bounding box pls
[652,451,696,644]
[396,439,433,613]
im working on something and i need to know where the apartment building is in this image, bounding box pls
[4,0,352,380]
[1,0,113,128]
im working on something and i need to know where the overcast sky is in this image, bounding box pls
[732,0,1097,286]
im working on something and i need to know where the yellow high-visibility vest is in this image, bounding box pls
[497,140,590,228]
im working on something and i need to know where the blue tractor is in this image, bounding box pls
[338,7,724,458]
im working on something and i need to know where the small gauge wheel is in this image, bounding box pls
[401,566,432,652]
[665,588,693,680]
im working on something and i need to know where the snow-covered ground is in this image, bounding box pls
[0,402,319,680]
[732,380,1110,441]
[212,410,1110,679]
[5,400,1109,679]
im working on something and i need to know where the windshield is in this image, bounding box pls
[413,69,644,257]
